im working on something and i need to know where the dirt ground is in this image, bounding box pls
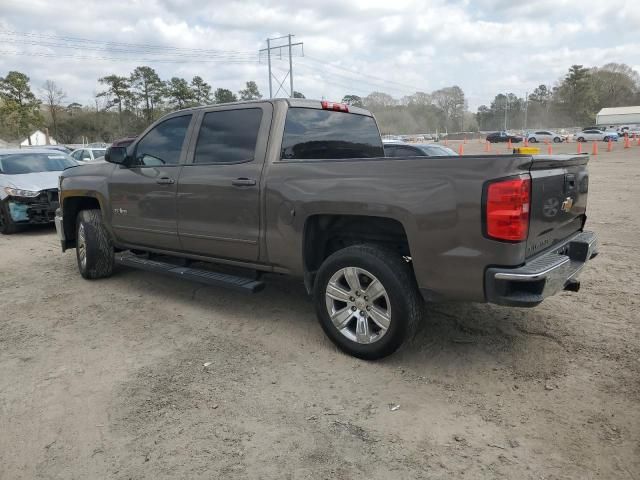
[1,142,638,479]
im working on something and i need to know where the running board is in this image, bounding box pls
[115,252,265,293]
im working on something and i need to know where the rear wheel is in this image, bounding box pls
[577,137,585,142]
[603,136,610,142]
[553,137,561,143]
[0,201,18,235]
[313,244,423,360]
[76,209,114,279]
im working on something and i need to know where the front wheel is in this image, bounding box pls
[529,137,537,143]
[553,137,561,143]
[0,201,18,234]
[76,209,114,279]
[313,244,424,360]
[603,136,610,142]
[577,137,585,142]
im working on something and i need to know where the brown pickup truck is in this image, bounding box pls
[55,99,598,359]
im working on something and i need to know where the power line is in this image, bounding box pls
[0,49,258,64]
[303,55,426,92]
[0,30,256,56]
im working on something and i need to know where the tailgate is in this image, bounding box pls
[526,155,589,258]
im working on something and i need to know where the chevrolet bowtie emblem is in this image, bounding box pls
[561,197,573,213]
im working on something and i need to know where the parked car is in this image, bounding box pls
[575,130,619,142]
[56,99,598,359]
[486,131,523,143]
[0,149,78,234]
[20,145,73,154]
[384,141,458,157]
[70,147,108,162]
[527,130,564,143]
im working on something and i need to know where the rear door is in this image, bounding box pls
[176,103,272,261]
[526,155,589,257]
[109,114,193,250]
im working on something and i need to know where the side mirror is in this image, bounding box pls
[105,146,128,165]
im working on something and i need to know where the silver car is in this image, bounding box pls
[575,129,619,142]
[527,130,564,143]
[69,147,107,162]
[0,149,78,234]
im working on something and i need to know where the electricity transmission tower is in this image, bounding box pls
[259,34,304,98]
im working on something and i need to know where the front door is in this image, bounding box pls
[110,114,193,250]
[177,103,272,261]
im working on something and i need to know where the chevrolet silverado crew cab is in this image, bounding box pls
[56,99,598,359]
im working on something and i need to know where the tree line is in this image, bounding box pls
[476,63,640,131]
[1,61,639,143]
[0,66,266,143]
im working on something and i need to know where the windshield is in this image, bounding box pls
[0,153,77,174]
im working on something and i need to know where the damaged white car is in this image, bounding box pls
[0,149,78,234]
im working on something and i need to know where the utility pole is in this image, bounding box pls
[266,38,272,99]
[504,94,509,131]
[523,91,528,131]
[259,34,304,98]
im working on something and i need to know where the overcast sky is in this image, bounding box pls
[1,0,639,109]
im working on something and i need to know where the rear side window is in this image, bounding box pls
[194,109,263,164]
[134,114,192,166]
[281,108,383,160]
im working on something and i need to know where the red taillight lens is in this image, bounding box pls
[486,177,531,241]
[321,100,349,112]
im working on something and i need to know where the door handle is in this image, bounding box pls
[156,177,175,185]
[232,178,257,187]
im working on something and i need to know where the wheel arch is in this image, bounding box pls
[301,214,411,293]
[61,195,103,248]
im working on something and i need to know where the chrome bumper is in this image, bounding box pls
[485,231,598,307]
[54,208,66,251]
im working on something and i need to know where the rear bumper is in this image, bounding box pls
[485,230,598,307]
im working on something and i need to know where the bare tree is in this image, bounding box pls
[42,80,66,140]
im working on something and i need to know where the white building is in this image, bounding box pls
[596,106,640,126]
[20,130,58,146]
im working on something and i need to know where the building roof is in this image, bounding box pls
[597,106,640,116]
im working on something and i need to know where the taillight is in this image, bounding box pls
[321,100,349,112]
[485,176,531,241]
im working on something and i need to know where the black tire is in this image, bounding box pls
[529,137,537,143]
[577,137,585,142]
[603,136,610,142]
[76,209,114,279]
[553,137,561,143]
[0,201,18,234]
[313,244,423,360]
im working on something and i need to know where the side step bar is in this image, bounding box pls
[115,252,265,293]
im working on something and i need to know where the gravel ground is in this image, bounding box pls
[0,143,638,479]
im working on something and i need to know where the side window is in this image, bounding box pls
[134,115,192,167]
[81,150,92,161]
[194,109,263,164]
[535,131,545,135]
[72,150,82,160]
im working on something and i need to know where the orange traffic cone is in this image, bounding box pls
[624,136,631,149]
[463,137,467,144]
[547,144,553,154]
[607,138,613,152]
[592,142,598,156]
[636,136,640,146]
[577,142,582,154]
[524,137,529,147]
[484,141,490,152]
[458,144,464,155]
[444,138,448,146]
[507,138,513,149]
